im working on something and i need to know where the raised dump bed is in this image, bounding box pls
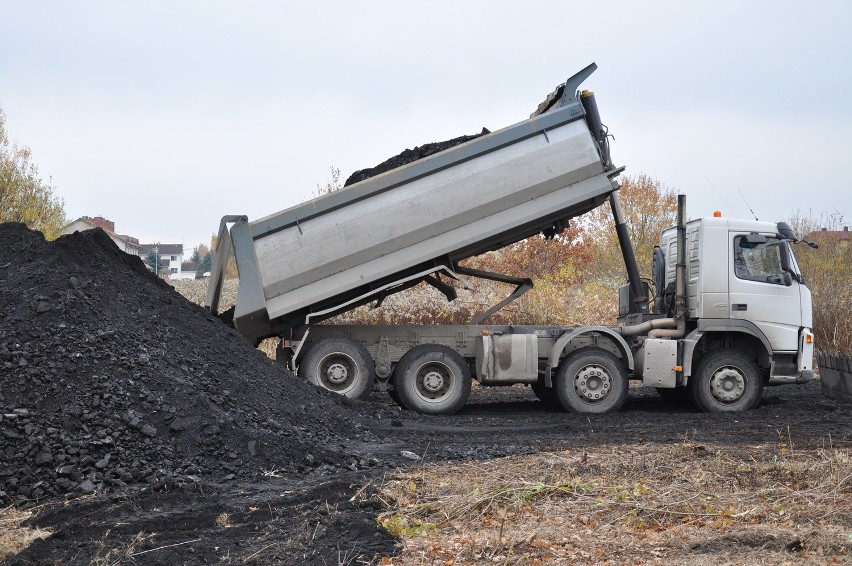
[208,64,621,344]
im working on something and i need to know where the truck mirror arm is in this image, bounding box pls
[779,241,804,286]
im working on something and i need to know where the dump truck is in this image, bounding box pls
[206,63,814,415]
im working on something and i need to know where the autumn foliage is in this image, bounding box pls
[0,107,65,240]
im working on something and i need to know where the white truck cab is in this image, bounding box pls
[657,216,814,398]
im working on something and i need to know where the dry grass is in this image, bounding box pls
[0,505,51,562]
[373,440,852,564]
[90,531,155,566]
[787,210,852,356]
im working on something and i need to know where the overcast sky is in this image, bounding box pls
[2,1,850,253]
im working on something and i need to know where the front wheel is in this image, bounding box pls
[299,338,375,401]
[392,345,471,415]
[555,348,629,414]
[688,349,763,412]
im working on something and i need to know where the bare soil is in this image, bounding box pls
[5,382,850,565]
[2,223,850,565]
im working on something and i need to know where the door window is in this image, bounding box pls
[733,236,786,285]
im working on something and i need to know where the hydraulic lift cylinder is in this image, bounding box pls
[609,191,648,314]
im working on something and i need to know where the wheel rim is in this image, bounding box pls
[317,353,358,394]
[413,362,455,403]
[709,365,746,403]
[573,364,612,403]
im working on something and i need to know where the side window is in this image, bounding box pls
[733,236,785,284]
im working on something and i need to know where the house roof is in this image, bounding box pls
[181,261,198,272]
[61,218,98,233]
[62,218,140,250]
[139,243,184,256]
[806,227,851,242]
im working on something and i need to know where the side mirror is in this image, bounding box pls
[783,271,793,287]
[776,221,796,241]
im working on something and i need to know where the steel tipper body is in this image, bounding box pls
[206,64,629,344]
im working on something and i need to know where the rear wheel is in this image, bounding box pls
[392,345,471,415]
[688,349,763,412]
[388,383,405,408]
[555,348,628,414]
[299,338,375,401]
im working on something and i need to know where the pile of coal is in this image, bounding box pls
[343,128,490,187]
[0,224,387,504]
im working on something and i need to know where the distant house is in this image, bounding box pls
[173,261,198,280]
[61,216,140,255]
[138,243,185,278]
[807,226,850,249]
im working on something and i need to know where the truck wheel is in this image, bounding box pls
[689,349,763,412]
[531,379,562,410]
[299,338,375,401]
[555,348,628,414]
[392,345,471,415]
[388,385,405,409]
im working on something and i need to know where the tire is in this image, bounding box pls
[392,345,471,415]
[299,338,375,401]
[388,384,406,409]
[531,379,563,410]
[555,348,629,414]
[688,349,763,412]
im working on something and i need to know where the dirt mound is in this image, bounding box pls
[343,128,490,187]
[0,223,388,504]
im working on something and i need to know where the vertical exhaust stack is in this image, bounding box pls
[648,195,687,339]
[674,194,688,335]
[648,195,686,338]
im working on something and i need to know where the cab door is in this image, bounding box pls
[728,233,802,352]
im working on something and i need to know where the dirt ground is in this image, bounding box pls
[4,379,850,565]
[2,223,850,565]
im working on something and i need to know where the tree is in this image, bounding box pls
[144,249,169,277]
[199,251,212,274]
[190,243,212,275]
[582,173,677,282]
[0,106,66,239]
[145,249,158,270]
[191,243,209,264]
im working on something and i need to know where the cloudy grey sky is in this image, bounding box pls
[2,1,850,253]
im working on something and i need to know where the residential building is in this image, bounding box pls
[139,243,184,278]
[61,216,141,255]
[173,261,198,280]
[807,226,851,249]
